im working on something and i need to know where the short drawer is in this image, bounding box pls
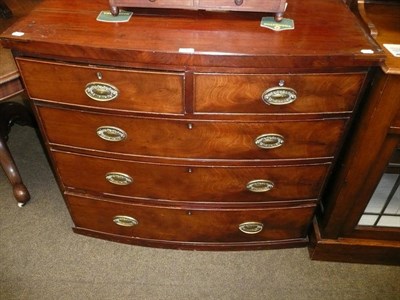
[38,106,348,160]
[53,151,330,202]
[199,0,285,11]
[66,194,316,243]
[17,58,184,114]
[110,0,194,9]
[194,73,365,114]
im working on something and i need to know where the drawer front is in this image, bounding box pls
[67,194,316,242]
[17,58,184,114]
[199,0,284,11]
[53,151,330,202]
[111,0,194,8]
[194,73,365,114]
[38,106,348,160]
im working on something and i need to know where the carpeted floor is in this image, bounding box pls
[1,123,399,300]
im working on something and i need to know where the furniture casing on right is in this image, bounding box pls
[309,0,400,265]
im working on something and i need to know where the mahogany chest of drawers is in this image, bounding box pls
[1,0,383,250]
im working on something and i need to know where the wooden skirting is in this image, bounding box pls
[309,218,400,265]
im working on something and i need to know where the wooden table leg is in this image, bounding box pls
[0,101,36,206]
[0,134,30,206]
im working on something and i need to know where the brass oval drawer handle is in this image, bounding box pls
[246,179,274,193]
[234,0,244,5]
[105,172,133,186]
[85,82,119,102]
[239,222,264,234]
[262,86,297,105]
[113,215,138,227]
[97,126,127,142]
[255,133,285,149]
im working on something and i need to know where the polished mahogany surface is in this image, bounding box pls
[1,0,383,69]
[367,4,399,74]
[309,1,400,265]
[0,0,384,250]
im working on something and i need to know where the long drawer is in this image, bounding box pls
[198,0,285,11]
[17,58,184,114]
[110,0,285,12]
[109,0,194,9]
[53,151,330,202]
[194,73,365,114]
[66,193,316,243]
[38,106,348,160]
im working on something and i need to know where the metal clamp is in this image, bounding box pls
[255,133,285,149]
[85,82,119,102]
[105,172,133,186]
[262,86,297,106]
[239,222,264,234]
[246,179,274,193]
[113,215,138,227]
[97,126,127,142]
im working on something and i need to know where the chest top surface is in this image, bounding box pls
[1,0,384,68]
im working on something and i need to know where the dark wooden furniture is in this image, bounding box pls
[0,0,12,19]
[309,0,400,265]
[0,39,35,206]
[109,0,287,21]
[1,0,383,250]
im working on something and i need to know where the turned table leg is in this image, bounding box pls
[0,134,30,206]
[0,101,36,207]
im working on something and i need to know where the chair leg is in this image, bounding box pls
[0,101,35,206]
[0,134,30,206]
[0,101,36,139]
